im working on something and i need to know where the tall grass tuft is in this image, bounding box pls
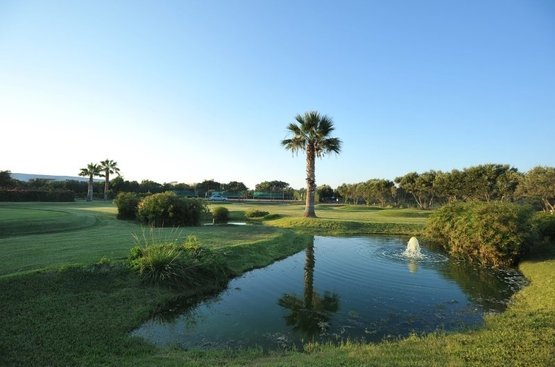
[129,234,230,288]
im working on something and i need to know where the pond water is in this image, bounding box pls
[132,236,525,350]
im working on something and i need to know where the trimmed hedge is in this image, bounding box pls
[0,190,75,202]
[424,201,534,267]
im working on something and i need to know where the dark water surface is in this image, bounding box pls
[132,236,525,350]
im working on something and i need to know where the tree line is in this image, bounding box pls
[1,163,553,211]
[334,164,555,212]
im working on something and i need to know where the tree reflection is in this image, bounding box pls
[278,238,340,338]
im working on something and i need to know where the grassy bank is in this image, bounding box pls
[0,201,553,366]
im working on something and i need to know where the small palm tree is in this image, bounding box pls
[282,111,342,217]
[79,163,101,201]
[99,159,121,200]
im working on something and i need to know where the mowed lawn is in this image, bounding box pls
[213,201,430,224]
[0,201,553,366]
[0,202,287,277]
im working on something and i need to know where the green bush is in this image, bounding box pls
[530,212,555,253]
[113,192,140,219]
[212,206,229,224]
[128,236,230,287]
[424,201,534,267]
[136,192,207,227]
[245,209,270,218]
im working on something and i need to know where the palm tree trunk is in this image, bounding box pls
[87,176,94,201]
[304,239,315,309]
[103,172,109,200]
[305,145,316,217]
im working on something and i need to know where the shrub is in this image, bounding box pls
[530,212,555,253]
[136,192,207,227]
[129,236,230,288]
[245,209,269,218]
[113,192,140,219]
[424,201,534,267]
[212,206,229,224]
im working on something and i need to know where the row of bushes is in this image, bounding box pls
[424,201,555,267]
[0,189,75,202]
[114,191,232,226]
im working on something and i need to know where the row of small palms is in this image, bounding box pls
[79,159,120,201]
[76,111,341,213]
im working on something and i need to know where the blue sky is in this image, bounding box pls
[1,0,554,189]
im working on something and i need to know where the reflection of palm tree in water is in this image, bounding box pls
[278,238,339,338]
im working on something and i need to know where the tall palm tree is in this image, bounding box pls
[99,159,120,200]
[282,111,342,217]
[79,163,101,201]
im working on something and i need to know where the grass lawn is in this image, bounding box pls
[0,201,553,366]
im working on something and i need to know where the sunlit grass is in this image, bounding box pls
[208,202,429,224]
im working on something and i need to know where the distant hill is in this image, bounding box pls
[11,173,102,182]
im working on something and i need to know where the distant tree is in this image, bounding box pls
[255,180,290,192]
[336,183,358,204]
[27,179,51,189]
[79,163,101,201]
[61,180,88,196]
[110,176,126,195]
[293,187,306,201]
[356,182,372,205]
[195,179,221,197]
[434,170,464,203]
[516,166,555,212]
[316,184,334,202]
[462,164,519,202]
[370,179,395,207]
[395,171,438,209]
[139,179,163,194]
[225,181,248,193]
[173,183,194,191]
[0,170,15,188]
[99,159,121,200]
[282,111,342,217]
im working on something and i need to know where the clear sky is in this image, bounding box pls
[1,0,554,189]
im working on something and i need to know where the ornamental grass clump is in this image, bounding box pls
[424,201,534,267]
[129,235,230,288]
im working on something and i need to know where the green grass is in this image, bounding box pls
[0,201,553,366]
[0,202,282,277]
[210,202,429,224]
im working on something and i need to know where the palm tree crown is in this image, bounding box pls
[282,111,342,217]
[99,159,120,200]
[79,163,101,201]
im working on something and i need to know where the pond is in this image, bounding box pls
[131,236,525,350]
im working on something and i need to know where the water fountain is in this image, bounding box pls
[403,237,423,259]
